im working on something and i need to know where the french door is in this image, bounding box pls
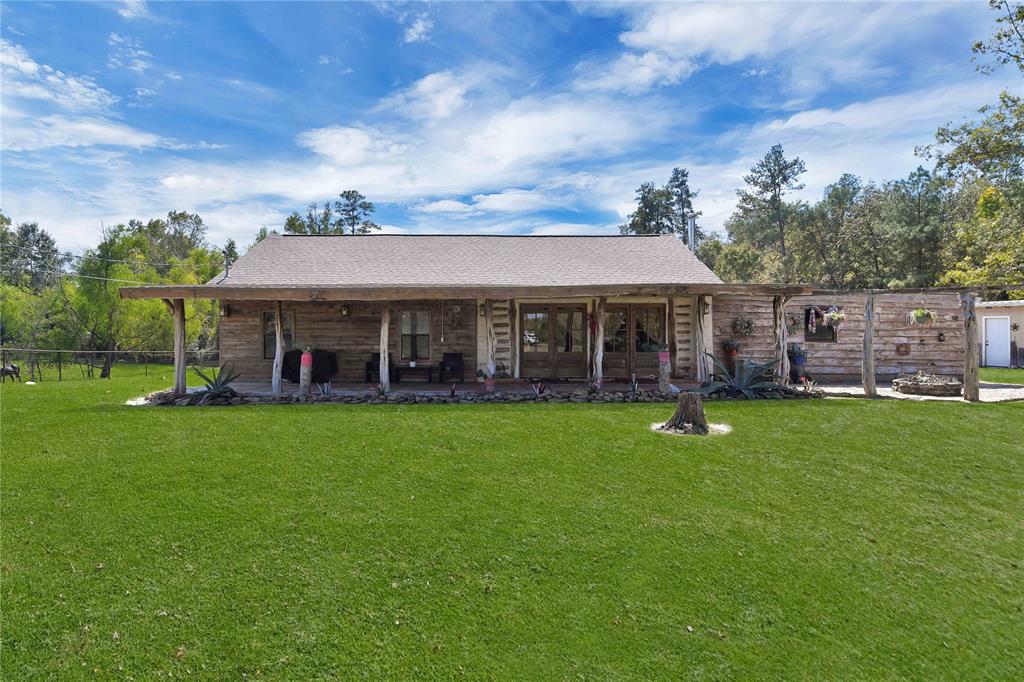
[601,304,668,379]
[520,304,588,379]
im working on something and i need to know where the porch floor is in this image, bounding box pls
[231,378,699,397]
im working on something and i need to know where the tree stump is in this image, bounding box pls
[659,392,709,435]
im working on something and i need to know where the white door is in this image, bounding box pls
[983,317,1011,367]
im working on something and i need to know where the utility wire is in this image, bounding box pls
[0,242,209,270]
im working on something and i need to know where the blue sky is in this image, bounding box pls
[1,1,1020,251]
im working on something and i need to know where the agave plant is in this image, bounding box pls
[188,364,241,405]
[697,353,793,399]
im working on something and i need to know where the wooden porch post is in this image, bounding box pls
[862,293,877,397]
[484,299,497,376]
[592,296,605,386]
[772,295,792,384]
[172,298,186,396]
[960,291,979,402]
[667,297,677,378]
[379,306,390,394]
[508,298,519,379]
[694,294,713,383]
[271,301,284,394]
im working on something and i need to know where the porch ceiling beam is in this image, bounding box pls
[120,283,813,301]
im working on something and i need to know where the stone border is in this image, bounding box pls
[140,388,681,407]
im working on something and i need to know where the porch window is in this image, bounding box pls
[400,311,430,360]
[804,307,837,342]
[634,307,666,352]
[603,309,628,353]
[262,311,294,360]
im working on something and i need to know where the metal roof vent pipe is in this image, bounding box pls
[686,215,697,252]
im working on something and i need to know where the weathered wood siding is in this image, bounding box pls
[711,292,965,380]
[673,297,696,379]
[219,299,477,382]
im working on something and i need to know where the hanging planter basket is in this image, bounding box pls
[907,308,936,327]
[732,315,755,337]
[821,306,846,330]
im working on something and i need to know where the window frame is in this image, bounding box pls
[633,305,668,353]
[400,309,431,361]
[261,310,295,360]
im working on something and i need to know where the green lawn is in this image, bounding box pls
[2,376,1022,679]
[981,367,1024,384]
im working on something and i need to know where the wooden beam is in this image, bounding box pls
[161,298,174,315]
[694,294,712,383]
[508,298,519,379]
[960,291,979,402]
[772,295,792,384]
[172,298,186,396]
[484,300,496,377]
[379,306,390,394]
[862,293,877,397]
[119,282,813,302]
[667,297,677,379]
[271,301,284,394]
[592,296,606,386]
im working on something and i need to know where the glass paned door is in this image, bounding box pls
[554,307,587,377]
[601,307,630,378]
[520,307,551,378]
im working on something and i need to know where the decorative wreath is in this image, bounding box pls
[732,314,755,337]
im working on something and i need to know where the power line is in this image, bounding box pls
[0,242,209,270]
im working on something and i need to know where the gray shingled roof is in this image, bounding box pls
[211,234,722,288]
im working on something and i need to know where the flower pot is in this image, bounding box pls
[725,349,739,358]
[657,351,671,364]
[409,361,417,368]
[484,378,495,393]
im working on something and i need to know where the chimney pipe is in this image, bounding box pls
[222,249,232,278]
[686,215,696,252]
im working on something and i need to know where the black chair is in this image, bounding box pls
[282,349,338,383]
[365,352,395,383]
[438,352,465,383]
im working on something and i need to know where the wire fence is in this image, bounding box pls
[0,348,219,382]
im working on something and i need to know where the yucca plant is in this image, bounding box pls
[188,364,241,405]
[697,353,793,399]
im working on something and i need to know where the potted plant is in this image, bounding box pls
[787,343,807,382]
[908,308,936,327]
[723,338,741,358]
[822,307,846,329]
[476,368,496,392]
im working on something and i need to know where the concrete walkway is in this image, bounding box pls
[820,382,1024,403]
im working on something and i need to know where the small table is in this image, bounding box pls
[396,364,433,382]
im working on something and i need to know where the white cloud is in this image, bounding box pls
[166,71,182,80]
[575,51,695,93]
[416,199,474,214]
[107,33,153,74]
[1,39,118,110]
[379,70,476,120]
[296,126,405,165]
[404,15,433,44]
[116,1,149,20]
[2,113,161,152]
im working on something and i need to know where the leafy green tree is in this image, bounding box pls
[620,168,704,245]
[877,167,949,288]
[223,239,239,263]
[972,0,1024,74]
[731,144,807,260]
[334,190,380,235]
[284,191,380,235]
[0,216,69,291]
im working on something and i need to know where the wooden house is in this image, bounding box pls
[119,233,976,397]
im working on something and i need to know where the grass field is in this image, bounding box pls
[2,374,1022,679]
[981,367,1024,384]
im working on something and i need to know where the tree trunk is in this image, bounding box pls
[862,293,877,397]
[100,350,114,379]
[659,392,709,435]
[960,291,979,402]
[271,301,284,394]
[379,306,390,394]
[592,296,605,387]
